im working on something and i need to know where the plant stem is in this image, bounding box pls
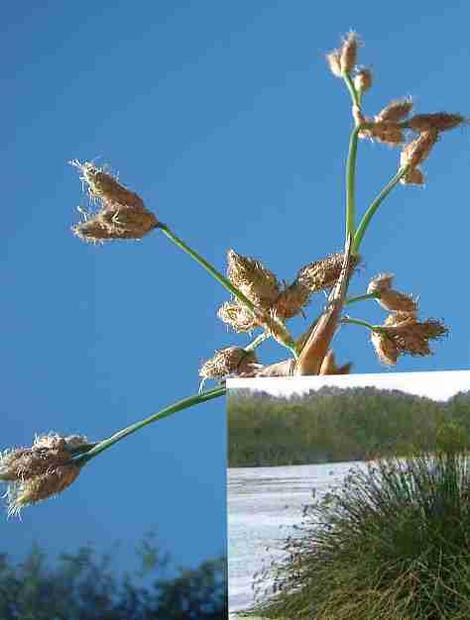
[244,331,270,352]
[345,292,379,306]
[343,73,360,107]
[343,74,361,240]
[352,167,408,253]
[159,225,256,313]
[159,224,297,357]
[341,316,380,332]
[73,386,226,465]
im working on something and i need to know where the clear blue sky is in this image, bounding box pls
[2,1,469,569]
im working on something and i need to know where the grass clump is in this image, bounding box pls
[252,451,470,620]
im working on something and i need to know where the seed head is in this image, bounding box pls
[360,121,404,146]
[354,68,372,93]
[226,250,280,309]
[199,347,258,379]
[407,113,466,133]
[339,32,359,75]
[274,282,311,320]
[297,253,359,293]
[371,313,448,364]
[326,51,342,78]
[71,161,158,243]
[217,300,258,333]
[375,98,414,123]
[400,130,438,170]
[319,350,352,375]
[400,167,425,186]
[367,273,418,314]
[0,434,88,516]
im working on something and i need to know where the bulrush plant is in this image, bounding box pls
[1,33,465,515]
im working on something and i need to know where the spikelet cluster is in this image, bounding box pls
[71,162,158,243]
[297,252,358,293]
[326,32,359,77]
[354,68,372,93]
[217,301,258,333]
[226,250,280,309]
[371,313,448,366]
[0,434,88,516]
[199,347,259,379]
[367,273,418,314]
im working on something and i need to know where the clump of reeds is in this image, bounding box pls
[1,31,465,515]
[251,451,470,620]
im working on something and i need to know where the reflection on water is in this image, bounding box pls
[228,461,365,614]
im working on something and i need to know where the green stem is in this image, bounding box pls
[159,225,256,313]
[345,125,361,238]
[244,331,270,352]
[352,167,408,253]
[345,292,379,306]
[343,73,360,107]
[342,316,381,332]
[73,386,226,465]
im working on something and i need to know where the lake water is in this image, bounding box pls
[227,461,365,615]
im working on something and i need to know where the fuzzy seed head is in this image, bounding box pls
[226,250,280,309]
[274,283,311,320]
[339,32,359,74]
[380,313,448,359]
[199,347,258,379]
[407,113,466,133]
[71,161,158,243]
[375,98,414,123]
[400,167,425,186]
[354,68,372,93]
[360,121,404,146]
[0,434,87,516]
[326,51,342,78]
[297,253,358,294]
[217,301,258,333]
[367,273,418,314]
[371,331,400,366]
[400,130,438,170]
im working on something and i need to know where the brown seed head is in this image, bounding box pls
[326,50,342,78]
[400,167,425,186]
[217,301,259,333]
[226,250,280,309]
[0,434,87,516]
[274,282,311,320]
[71,161,158,243]
[380,313,448,358]
[297,252,359,293]
[360,121,404,146]
[199,347,258,379]
[354,68,372,93]
[375,98,414,123]
[339,31,359,74]
[407,113,467,133]
[400,129,438,170]
[371,331,400,366]
[367,273,418,314]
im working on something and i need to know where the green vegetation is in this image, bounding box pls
[0,536,226,619]
[228,388,470,467]
[251,451,470,620]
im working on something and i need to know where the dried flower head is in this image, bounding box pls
[400,129,438,170]
[367,273,418,314]
[71,161,158,243]
[326,50,342,78]
[199,347,258,379]
[217,300,258,333]
[339,31,359,75]
[407,113,466,133]
[297,252,358,293]
[274,282,311,320]
[0,434,88,516]
[354,68,372,93]
[371,313,448,365]
[319,350,352,375]
[400,167,425,186]
[360,121,404,146]
[375,98,414,123]
[226,250,280,309]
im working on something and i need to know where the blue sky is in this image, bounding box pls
[2,1,469,569]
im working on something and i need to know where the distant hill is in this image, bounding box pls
[227,387,470,467]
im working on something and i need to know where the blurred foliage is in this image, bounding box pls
[0,534,226,619]
[228,387,470,466]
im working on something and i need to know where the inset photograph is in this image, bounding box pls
[227,370,470,619]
